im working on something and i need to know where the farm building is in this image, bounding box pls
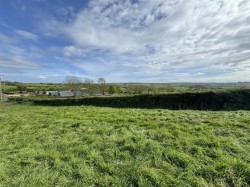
[58,91,74,97]
[44,89,102,97]
[46,91,58,96]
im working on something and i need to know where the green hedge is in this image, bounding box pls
[8,89,250,110]
[8,97,32,104]
[18,89,250,110]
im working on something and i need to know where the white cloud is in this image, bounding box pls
[38,75,47,79]
[63,46,91,57]
[15,30,39,41]
[0,55,41,70]
[0,32,45,59]
[0,33,13,43]
[42,0,250,82]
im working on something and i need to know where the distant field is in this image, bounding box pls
[2,83,66,91]
[0,105,249,186]
[2,85,16,91]
[26,84,66,91]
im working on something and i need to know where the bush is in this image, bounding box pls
[29,89,250,110]
[16,85,27,91]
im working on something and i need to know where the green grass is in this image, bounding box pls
[2,85,17,91]
[0,104,249,186]
[26,84,66,91]
[3,83,67,91]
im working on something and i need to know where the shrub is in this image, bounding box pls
[27,89,250,110]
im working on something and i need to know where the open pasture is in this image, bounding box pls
[0,105,249,186]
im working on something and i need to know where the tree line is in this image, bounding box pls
[5,77,186,95]
[64,76,180,96]
[64,76,119,96]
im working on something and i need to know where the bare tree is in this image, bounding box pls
[64,76,82,96]
[98,77,106,95]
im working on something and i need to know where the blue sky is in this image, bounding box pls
[0,0,250,83]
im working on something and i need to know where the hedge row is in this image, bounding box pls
[14,89,249,110]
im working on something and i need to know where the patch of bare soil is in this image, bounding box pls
[0,102,18,107]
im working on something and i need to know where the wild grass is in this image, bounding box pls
[0,105,249,186]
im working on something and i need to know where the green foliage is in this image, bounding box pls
[84,79,96,96]
[48,87,57,91]
[115,85,123,94]
[146,86,157,94]
[98,77,106,95]
[0,105,249,186]
[133,85,145,94]
[16,84,27,91]
[5,82,67,92]
[28,89,250,110]
[64,76,83,96]
[108,85,116,95]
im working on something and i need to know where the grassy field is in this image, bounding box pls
[0,104,249,186]
[2,83,67,91]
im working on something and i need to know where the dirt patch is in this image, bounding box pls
[0,102,18,107]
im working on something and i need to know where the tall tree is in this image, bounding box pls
[108,85,116,95]
[16,84,27,91]
[84,79,95,96]
[98,77,106,95]
[115,85,123,95]
[64,76,82,96]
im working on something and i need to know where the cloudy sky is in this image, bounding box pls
[0,0,250,83]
